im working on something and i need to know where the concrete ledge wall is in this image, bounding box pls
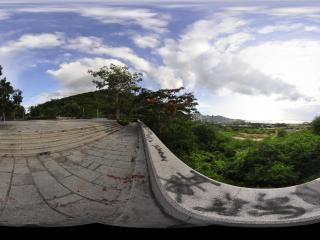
[139,121,320,227]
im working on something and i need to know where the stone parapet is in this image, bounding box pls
[139,121,320,227]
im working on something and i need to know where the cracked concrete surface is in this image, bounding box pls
[0,120,180,227]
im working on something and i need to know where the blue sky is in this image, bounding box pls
[1,1,320,122]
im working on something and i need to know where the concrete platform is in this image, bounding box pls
[0,120,180,227]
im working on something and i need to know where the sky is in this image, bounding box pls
[1,1,320,123]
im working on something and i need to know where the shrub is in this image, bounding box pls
[192,124,220,151]
[158,118,196,156]
[277,128,287,138]
[312,116,320,135]
[117,118,130,126]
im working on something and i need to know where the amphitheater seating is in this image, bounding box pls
[0,120,123,156]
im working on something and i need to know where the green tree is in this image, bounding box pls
[29,105,41,117]
[61,102,81,118]
[89,64,142,120]
[0,65,24,121]
[312,116,320,135]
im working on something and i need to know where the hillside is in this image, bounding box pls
[194,113,246,124]
[29,90,246,124]
[28,89,135,119]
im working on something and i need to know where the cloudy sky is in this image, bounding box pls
[1,0,320,122]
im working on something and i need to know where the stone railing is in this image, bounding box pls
[139,121,320,227]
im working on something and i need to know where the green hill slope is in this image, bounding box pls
[28,89,134,119]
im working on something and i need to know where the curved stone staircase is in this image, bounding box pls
[0,120,123,157]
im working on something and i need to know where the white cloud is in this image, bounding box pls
[156,17,251,88]
[63,36,183,89]
[25,57,125,108]
[0,33,64,55]
[149,66,183,89]
[155,16,311,102]
[238,40,320,100]
[132,34,159,48]
[79,7,169,33]
[65,36,152,72]
[224,5,320,19]
[304,26,320,31]
[0,33,65,87]
[210,57,309,101]
[15,6,169,33]
[257,23,320,34]
[0,10,10,20]
[214,32,253,52]
[47,57,124,91]
[225,6,266,13]
[268,7,320,17]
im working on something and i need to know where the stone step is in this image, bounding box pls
[0,127,122,156]
[0,125,118,145]
[0,127,122,151]
[0,122,120,138]
[0,123,102,135]
[0,127,118,148]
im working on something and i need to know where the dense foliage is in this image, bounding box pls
[312,116,320,135]
[160,121,320,188]
[0,65,25,120]
[28,89,136,119]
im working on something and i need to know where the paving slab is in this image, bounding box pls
[0,158,14,173]
[42,157,72,180]
[32,171,70,200]
[0,172,12,209]
[12,173,33,186]
[28,158,46,172]
[60,160,101,182]
[60,175,120,203]
[14,163,30,174]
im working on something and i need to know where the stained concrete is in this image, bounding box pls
[0,120,180,227]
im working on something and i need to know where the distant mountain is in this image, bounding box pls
[194,113,246,124]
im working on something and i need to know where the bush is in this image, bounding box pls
[277,128,287,138]
[192,124,220,152]
[312,116,320,135]
[225,142,289,187]
[185,150,227,182]
[117,118,130,126]
[158,118,196,156]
